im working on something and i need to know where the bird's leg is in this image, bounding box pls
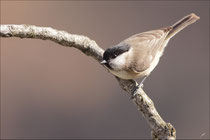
[139,76,147,88]
[131,76,148,99]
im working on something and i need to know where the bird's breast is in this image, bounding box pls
[109,50,163,80]
[109,69,140,79]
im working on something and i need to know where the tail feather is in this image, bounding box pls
[166,13,200,40]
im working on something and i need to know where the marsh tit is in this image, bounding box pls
[101,13,200,88]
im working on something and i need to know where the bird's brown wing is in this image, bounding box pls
[122,27,171,73]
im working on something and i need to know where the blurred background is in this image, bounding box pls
[1,1,209,139]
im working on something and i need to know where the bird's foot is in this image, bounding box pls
[131,83,143,99]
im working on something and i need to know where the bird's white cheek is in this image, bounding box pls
[109,53,127,71]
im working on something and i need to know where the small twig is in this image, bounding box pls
[0,24,176,139]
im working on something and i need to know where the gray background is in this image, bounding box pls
[1,1,209,139]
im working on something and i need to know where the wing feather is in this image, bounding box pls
[121,27,171,72]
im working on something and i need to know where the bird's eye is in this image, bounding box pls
[111,54,117,59]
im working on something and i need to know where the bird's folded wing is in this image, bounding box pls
[122,28,170,73]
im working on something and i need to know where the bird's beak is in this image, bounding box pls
[100,60,107,64]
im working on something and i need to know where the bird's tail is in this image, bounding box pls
[166,13,200,40]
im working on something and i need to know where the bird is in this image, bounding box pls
[101,13,200,91]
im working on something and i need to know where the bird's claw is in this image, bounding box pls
[131,83,143,99]
[139,83,144,88]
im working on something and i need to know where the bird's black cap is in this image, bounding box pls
[103,44,130,62]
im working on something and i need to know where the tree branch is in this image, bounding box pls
[0,24,176,139]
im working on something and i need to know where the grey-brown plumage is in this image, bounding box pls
[123,27,172,73]
[101,13,200,80]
